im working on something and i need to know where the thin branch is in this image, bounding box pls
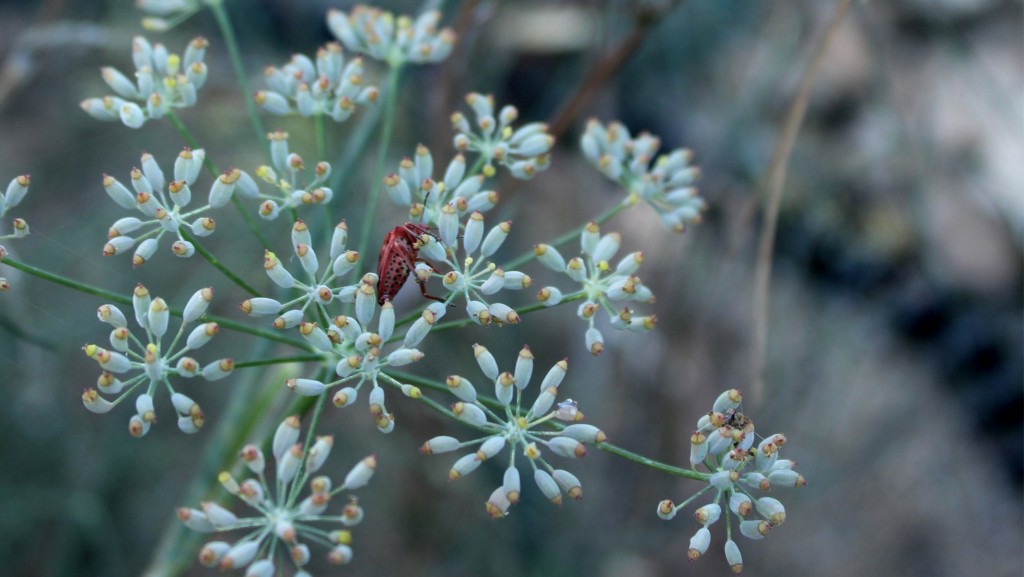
[750,0,855,402]
[547,2,680,139]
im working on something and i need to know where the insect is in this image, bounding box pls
[376,222,447,306]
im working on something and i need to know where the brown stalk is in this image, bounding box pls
[750,0,855,402]
[547,1,681,139]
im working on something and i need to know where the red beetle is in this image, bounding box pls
[376,222,446,305]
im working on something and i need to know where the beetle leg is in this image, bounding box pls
[396,250,446,304]
[413,262,447,303]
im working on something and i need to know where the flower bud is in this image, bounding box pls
[756,496,786,525]
[342,455,376,489]
[178,508,215,533]
[694,503,722,526]
[448,452,479,481]
[451,401,487,427]
[472,343,498,379]
[503,467,521,504]
[306,435,334,472]
[463,211,484,255]
[656,499,676,520]
[547,437,586,458]
[533,469,562,505]
[561,424,606,444]
[201,358,234,381]
[446,375,477,403]
[725,539,743,574]
[688,527,711,561]
[552,469,582,500]
[580,222,600,256]
[480,221,510,257]
[591,232,621,264]
[220,540,259,570]
[420,435,460,455]
[182,287,213,323]
[739,520,770,540]
[286,378,327,396]
[332,387,358,408]
[241,298,282,316]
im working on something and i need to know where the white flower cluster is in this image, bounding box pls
[81,36,208,128]
[179,416,376,576]
[327,5,455,66]
[451,93,553,179]
[412,212,531,325]
[101,149,256,265]
[420,345,605,517]
[282,281,434,434]
[381,145,529,323]
[81,285,232,436]
[581,119,705,232]
[656,389,806,573]
[0,174,31,290]
[244,222,438,433]
[535,222,656,355]
[256,42,378,122]
[245,131,337,220]
[240,219,359,325]
[383,144,498,222]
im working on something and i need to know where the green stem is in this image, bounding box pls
[467,153,488,178]
[384,369,705,480]
[315,113,328,160]
[166,110,271,252]
[208,0,268,160]
[234,354,324,369]
[314,114,332,231]
[207,317,310,350]
[594,442,704,480]
[503,199,630,270]
[2,257,306,349]
[179,229,261,296]
[165,111,218,177]
[2,257,131,304]
[355,64,403,262]
[327,103,382,205]
[380,372,457,419]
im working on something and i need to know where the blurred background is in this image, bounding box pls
[0,0,1020,576]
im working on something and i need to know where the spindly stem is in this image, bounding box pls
[315,113,328,160]
[546,1,681,139]
[355,64,403,262]
[327,103,382,205]
[503,199,630,270]
[751,0,854,402]
[594,442,704,480]
[467,153,488,179]
[2,257,307,349]
[166,110,272,252]
[208,0,269,160]
[178,229,261,296]
[314,114,332,231]
[384,369,705,480]
[210,317,310,350]
[234,354,324,369]
[2,257,132,304]
[380,372,457,420]
[165,112,218,176]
